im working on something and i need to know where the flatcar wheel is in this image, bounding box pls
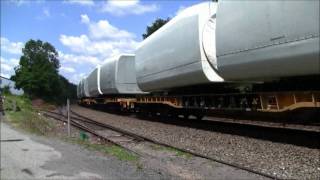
[159,113,168,119]
[169,111,179,119]
[196,115,204,120]
[137,108,148,118]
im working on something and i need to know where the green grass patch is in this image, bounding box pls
[67,137,138,162]
[3,94,138,162]
[136,163,143,170]
[3,94,32,111]
[150,144,192,159]
[3,94,54,135]
[106,145,139,161]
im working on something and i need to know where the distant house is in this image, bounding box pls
[0,76,24,95]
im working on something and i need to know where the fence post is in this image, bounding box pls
[67,99,70,137]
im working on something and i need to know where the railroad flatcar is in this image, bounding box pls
[78,1,320,119]
[99,54,144,95]
[135,2,223,92]
[79,54,144,97]
[80,78,85,98]
[216,1,320,80]
[135,1,319,92]
[87,67,100,97]
[83,78,90,97]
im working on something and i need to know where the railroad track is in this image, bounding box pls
[42,109,281,179]
[87,105,320,134]
[103,108,319,149]
[204,116,320,133]
[42,110,143,156]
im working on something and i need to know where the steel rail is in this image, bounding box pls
[42,111,142,156]
[203,117,320,133]
[45,110,145,141]
[44,108,320,133]
[69,110,279,179]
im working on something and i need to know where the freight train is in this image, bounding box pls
[77,1,320,120]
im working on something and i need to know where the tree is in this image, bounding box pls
[0,85,11,95]
[142,18,170,39]
[58,75,77,102]
[11,39,62,102]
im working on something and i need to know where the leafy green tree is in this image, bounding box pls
[58,75,77,102]
[1,85,11,95]
[11,39,63,102]
[142,18,170,39]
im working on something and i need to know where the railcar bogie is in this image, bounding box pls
[78,91,320,121]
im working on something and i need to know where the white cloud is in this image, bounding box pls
[59,51,101,65]
[108,0,139,7]
[7,0,44,6]
[60,34,139,58]
[60,66,76,73]
[60,34,90,53]
[57,51,99,84]
[1,57,19,68]
[1,63,12,72]
[101,0,158,16]
[35,8,51,20]
[80,14,135,40]
[60,14,139,59]
[1,73,10,79]
[43,8,50,17]
[1,37,24,55]
[80,14,90,24]
[9,0,27,6]
[60,34,113,56]
[36,8,51,20]
[70,73,86,84]
[64,0,94,6]
[1,57,20,78]
[59,14,141,84]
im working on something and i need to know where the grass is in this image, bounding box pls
[150,144,192,159]
[3,94,32,110]
[3,94,54,135]
[3,93,139,162]
[136,163,143,170]
[67,137,139,161]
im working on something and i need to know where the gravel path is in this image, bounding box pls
[71,105,320,179]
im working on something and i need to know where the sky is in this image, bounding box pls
[1,0,203,84]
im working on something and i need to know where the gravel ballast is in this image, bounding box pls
[71,105,320,179]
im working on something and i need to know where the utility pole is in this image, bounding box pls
[67,98,70,137]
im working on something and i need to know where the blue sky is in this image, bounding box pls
[1,0,203,84]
